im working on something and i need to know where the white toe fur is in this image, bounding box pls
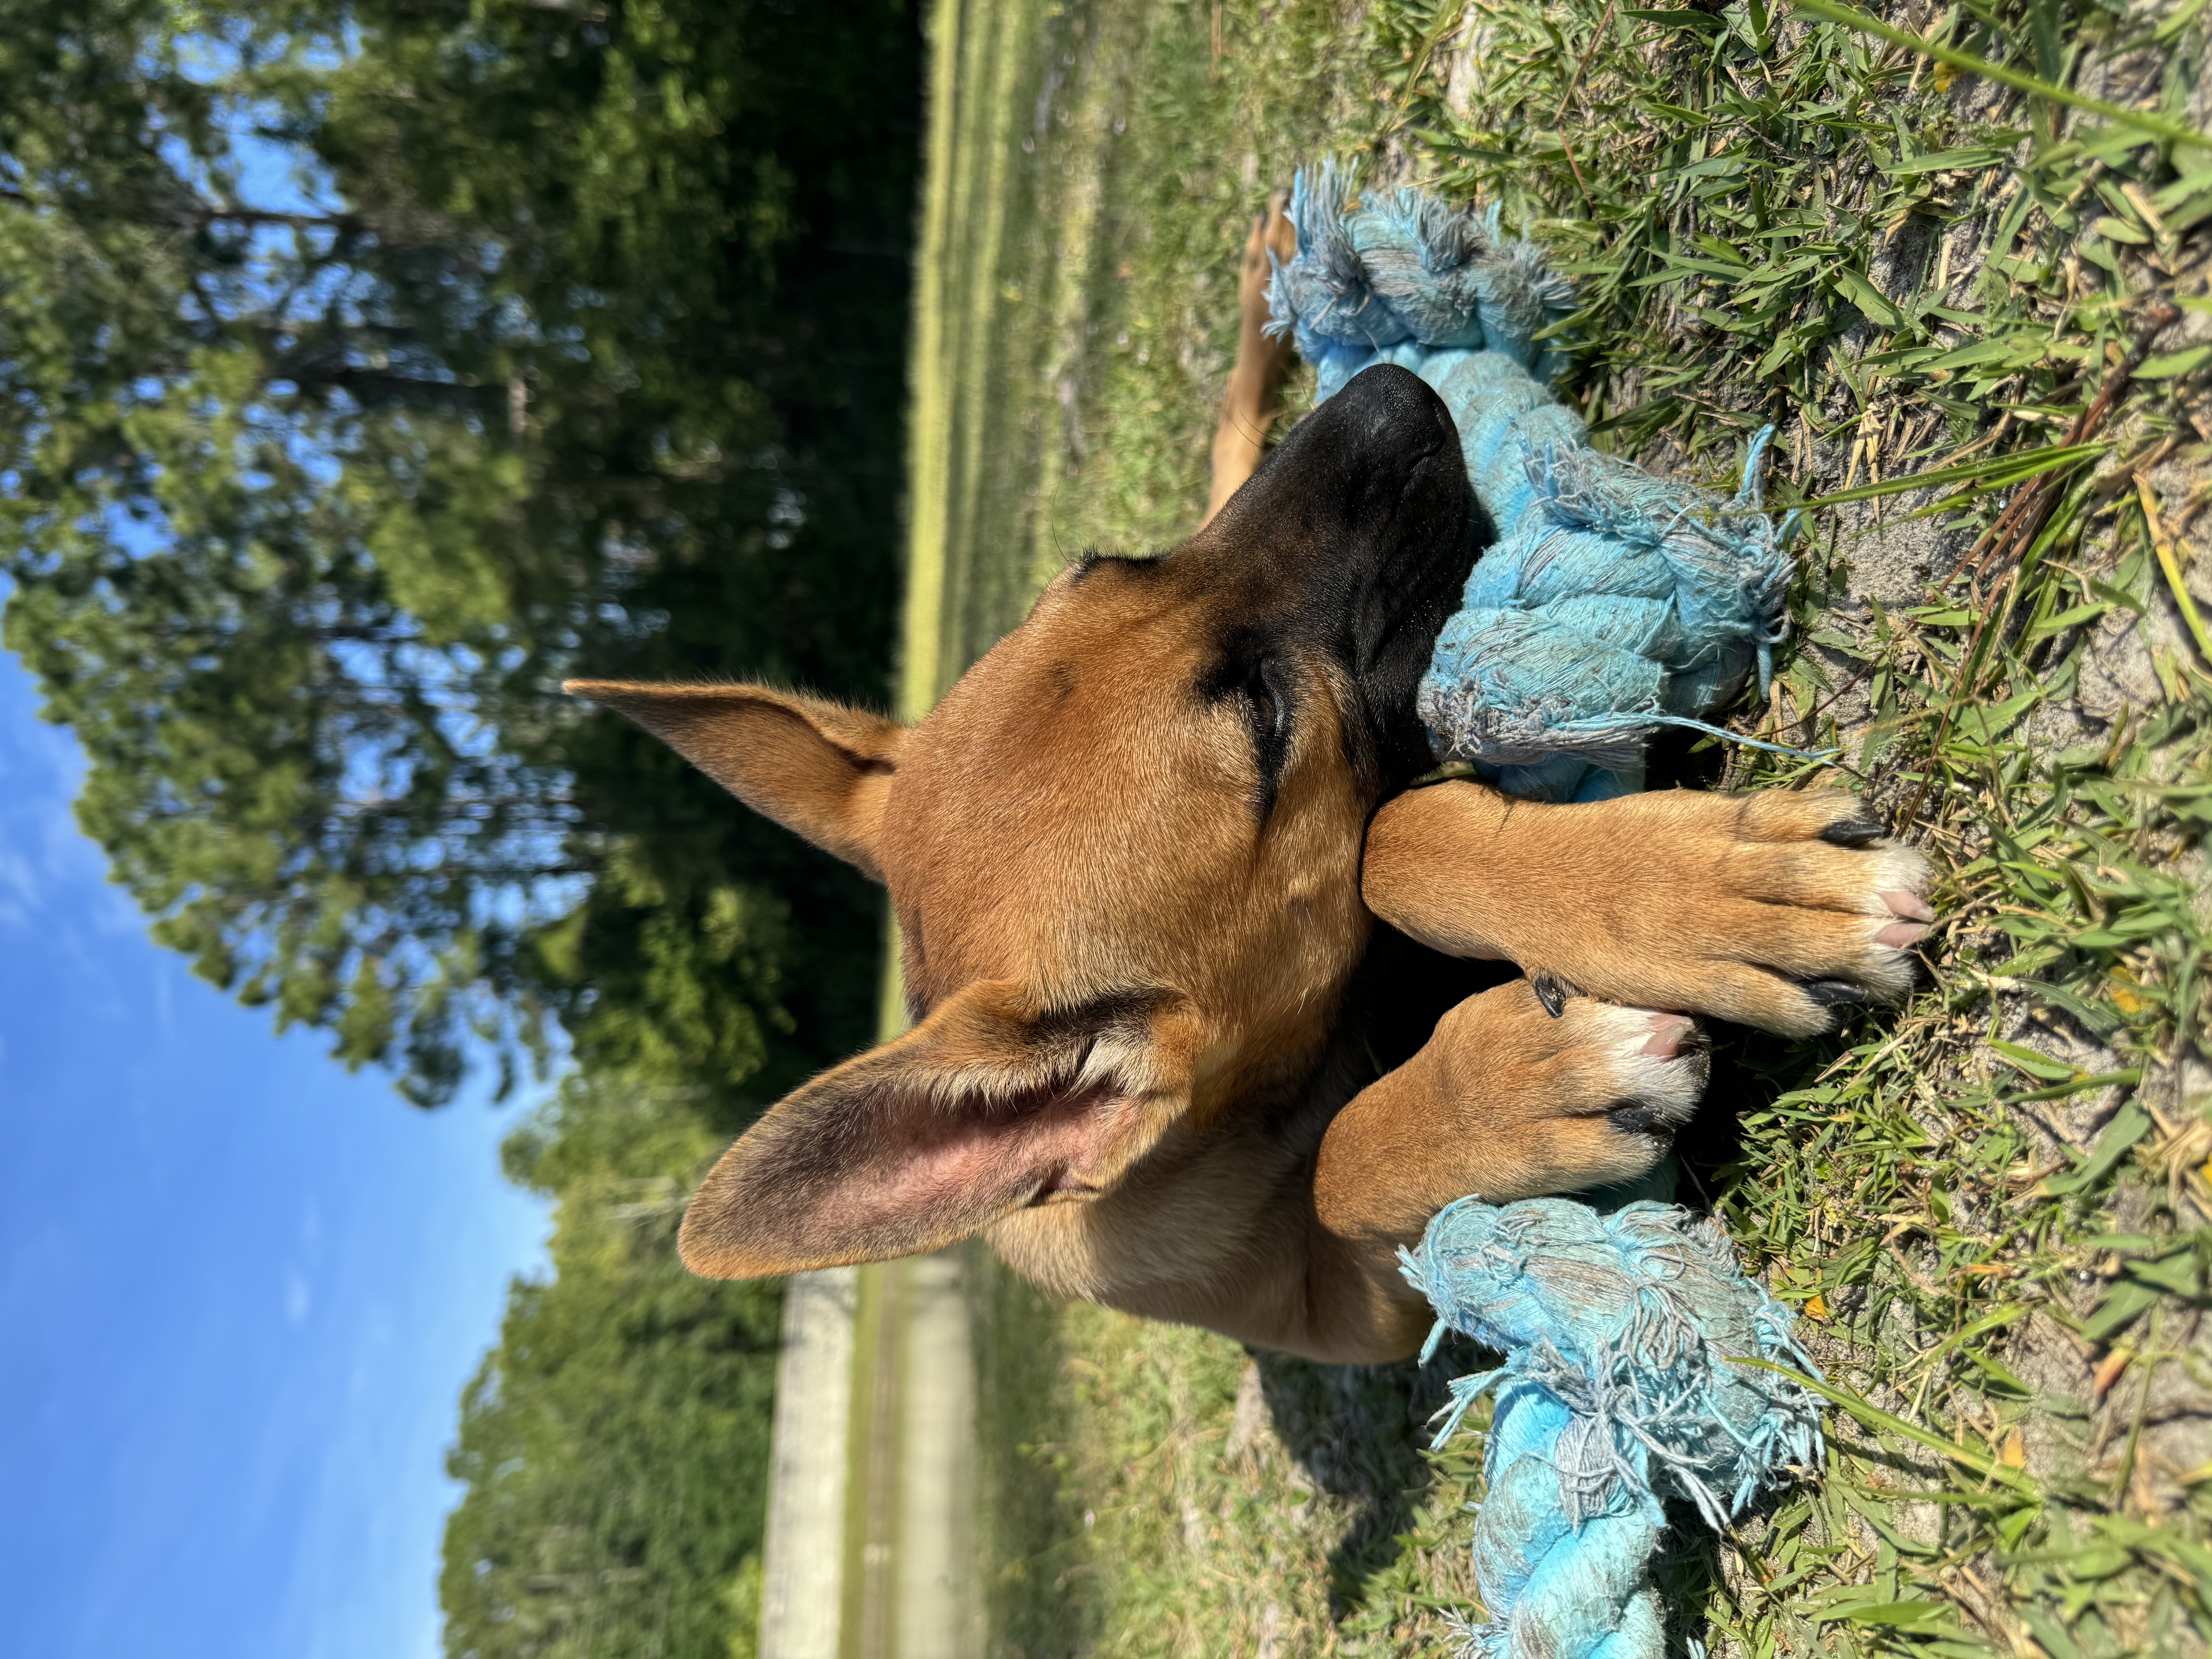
[1864,843,1935,910]
[1582,1003,1708,1125]
[1833,842,1936,915]
[1858,842,1935,995]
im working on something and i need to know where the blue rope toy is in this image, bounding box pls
[1401,1201,1824,1658]
[1273,160,1814,804]
[1271,166,1827,1658]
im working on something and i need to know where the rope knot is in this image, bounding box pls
[1401,1199,1826,1659]
[1279,168,1812,800]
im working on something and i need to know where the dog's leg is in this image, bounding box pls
[1292,978,1709,1360]
[1203,194,1299,524]
[1364,780,1936,1038]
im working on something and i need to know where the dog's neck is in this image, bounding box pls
[979,926,1510,1322]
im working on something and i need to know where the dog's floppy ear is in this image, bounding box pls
[565,680,905,879]
[677,980,1200,1278]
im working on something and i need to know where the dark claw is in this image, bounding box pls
[1531,971,1581,1018]
[1819,816,1885,848]
[1803,979,1870,1008]
[1608,1101,1676,1137]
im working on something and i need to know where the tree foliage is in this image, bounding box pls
[0,0,921,1106]
[441,1075,783,1659]
[2,8,927,1649]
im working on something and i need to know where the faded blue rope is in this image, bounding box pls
[1274,168,1829,1656]
[1269,161,1818,804]
[1400,1200,1825,1659]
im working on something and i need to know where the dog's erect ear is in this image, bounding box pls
[565,680,906,879]
[677,981,1200,1278]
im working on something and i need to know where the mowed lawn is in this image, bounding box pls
[900,0,2212,1654]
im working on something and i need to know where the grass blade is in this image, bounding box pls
[1731,1358,2042,1492]
[1790,0,2212,150]
[1796,442,2109,509]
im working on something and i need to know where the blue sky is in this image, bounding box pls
[0,644,551,1659]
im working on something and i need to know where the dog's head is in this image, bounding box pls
[570,365,1480,1277]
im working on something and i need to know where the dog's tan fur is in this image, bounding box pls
[1204,197,1300,525]
[567,201,1931,1364]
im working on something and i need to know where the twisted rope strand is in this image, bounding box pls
[1402,1200,1824,1659]
[1268,167,1813,800]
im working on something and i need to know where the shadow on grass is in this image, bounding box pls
[1252,1351,1459,1618]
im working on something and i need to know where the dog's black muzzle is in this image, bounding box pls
[1194,363,1485,783]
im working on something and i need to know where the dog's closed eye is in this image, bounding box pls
[1247,658,1289,741]
[1244,661,1295,823]
[1200,630,1296,821]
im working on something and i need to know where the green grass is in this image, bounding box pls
[900,0,1357,690]
[903,0,2212,1652]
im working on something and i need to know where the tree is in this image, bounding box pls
[0,0,921,1108]
[441,1072,783,1659]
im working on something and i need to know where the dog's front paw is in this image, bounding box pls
[1366,784,1937,1039]
[1594,789,1936,1036]
[1432,980,1710,1202]
[1312,979,1707,1259]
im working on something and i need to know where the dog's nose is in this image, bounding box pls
[1202,360,1470,552]
[1300,367,1477,555]
[1322,362,1459,467]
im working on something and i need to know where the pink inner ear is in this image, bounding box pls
[828,1081,1123,1243]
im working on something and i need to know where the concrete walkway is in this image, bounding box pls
[756,1254,980,1659]
[758,1267,857,1659]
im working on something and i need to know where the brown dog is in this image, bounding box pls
[567,205,1932,1364]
